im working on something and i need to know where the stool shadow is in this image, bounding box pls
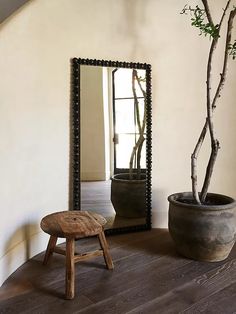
[1,223,39,298]
[77,260,105,270]
[4,223,39,276]
[27,253,106,299]
[108,229,179,258]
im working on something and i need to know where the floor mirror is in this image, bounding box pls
[71,58,152,235]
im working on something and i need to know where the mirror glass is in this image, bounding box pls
[72,58,152,234]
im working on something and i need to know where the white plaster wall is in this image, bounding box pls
[81,65,108,181]
[0,0,236,285]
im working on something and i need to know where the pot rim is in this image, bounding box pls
[168,192,236,211]
[111,173,146,183]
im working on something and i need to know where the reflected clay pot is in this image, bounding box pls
[111,173,146,218]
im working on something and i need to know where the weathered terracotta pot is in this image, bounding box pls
[111,173,146,218]
[168,192,236,262]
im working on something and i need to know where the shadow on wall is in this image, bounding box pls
[3,223,39,283]
[0,0,31,24]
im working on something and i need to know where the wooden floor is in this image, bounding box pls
[1,229,236,313]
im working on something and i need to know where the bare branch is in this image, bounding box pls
[191,26,216,203]
[129,70,147,179]
[200,6,236,202]
[219,0,232,27]
[135,73,146,98]
[191,0,233,204]
[201,0,214,25]
[201,140,220,201]
[211,5,236,110]
[191,118,208,204]
[191,154,201,204]
[132,70,142,134]
[129,135,145,179]
[136,137,145,179]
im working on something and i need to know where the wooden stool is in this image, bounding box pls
[40,210,114,299]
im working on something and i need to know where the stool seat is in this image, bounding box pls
[41,210,107,238]
[40,210,113,299]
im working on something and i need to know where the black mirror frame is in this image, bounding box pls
[71,57,152,235]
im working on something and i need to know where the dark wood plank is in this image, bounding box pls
[182,281,236,313]
[1,229,236,314]
[0,290,93,314]
[124,259,236,314]
[77,257,225,313]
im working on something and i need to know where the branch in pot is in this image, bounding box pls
[183,0,236,204]
[200,5,236,203]
[129,70,146,180]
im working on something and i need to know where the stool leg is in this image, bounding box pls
[43,235,57,265]
[98,231,114,270]
[65,238,75,300]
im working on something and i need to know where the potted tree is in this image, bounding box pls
[111,69,147,218]
[168,0,236,261]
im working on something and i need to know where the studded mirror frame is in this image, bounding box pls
[71,58,152,235]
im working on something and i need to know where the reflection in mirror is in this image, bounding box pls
[72,58,152,234]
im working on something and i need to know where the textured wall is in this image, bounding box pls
[0,0,236,285]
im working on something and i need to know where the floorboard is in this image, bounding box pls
[1,229,236,314]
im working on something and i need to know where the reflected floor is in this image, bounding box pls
[81,180,146,230]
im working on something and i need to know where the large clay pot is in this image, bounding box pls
[111,173,146,218]
[168,192,236,262]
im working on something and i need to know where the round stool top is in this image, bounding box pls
[40,210,107,238]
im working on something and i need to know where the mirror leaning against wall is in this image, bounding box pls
[71,58,152,235]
